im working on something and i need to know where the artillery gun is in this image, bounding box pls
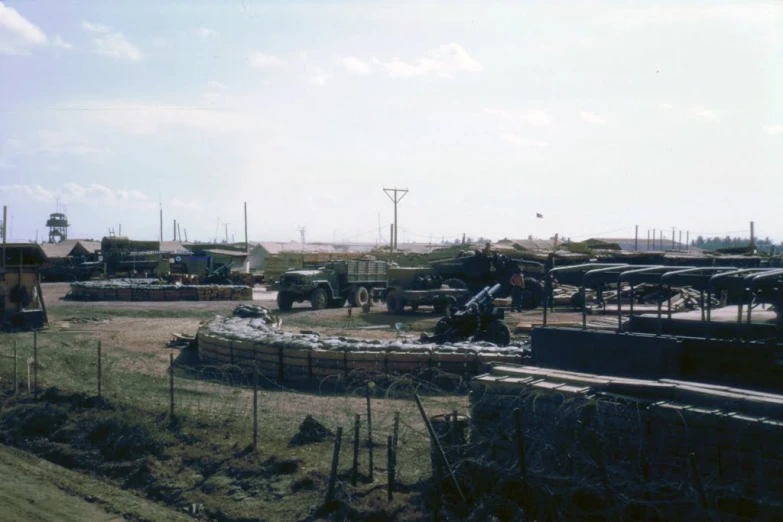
[419,283,511,346]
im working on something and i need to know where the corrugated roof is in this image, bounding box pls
[205,249,249,257]
[254,242,338,254]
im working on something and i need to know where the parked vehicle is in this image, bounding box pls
[276,259,388,311]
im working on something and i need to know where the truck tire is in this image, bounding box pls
[443,278,468,290]
[310,288,328,310]
[277,292,295,311]
[386,291,405,314]
[353,286,370,307]
[485,320,511,347]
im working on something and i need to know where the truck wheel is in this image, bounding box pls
[485,320,511,347]
[443,278,468,290]
[386,291,405,314]
[277,292,295,311]
[353,286,370,307]
[310,288,328,310]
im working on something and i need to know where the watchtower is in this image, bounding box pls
[46,212,69,243]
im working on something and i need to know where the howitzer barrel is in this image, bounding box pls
[463,283,502,309]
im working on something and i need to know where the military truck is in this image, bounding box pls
[380,266,472,314]
[276,259,388,311]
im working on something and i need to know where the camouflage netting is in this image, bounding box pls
[197,312,530,380]
[67,279,253,301]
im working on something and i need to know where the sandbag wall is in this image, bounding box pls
[197,316,529,382]
[69,281,252,301]
[470,365,783,519]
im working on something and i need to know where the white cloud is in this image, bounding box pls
[580,111,606,125]
[694,108,719,121]
[342,56,371,75]
[0,1,48,54]
[372,43,482,78]
[78,100,249,135]
[249,52,282,69]
[519,110,553,127]
[171,198,202,211]
[309,68,332,87]
[502,134,547,147]
[197,27,218,40]
[52,34,72,49]
[659,103,674,110]
[0,184,54,202]
[763,124,783,135]
[0,183,148,206]
[37,130,106,155]
[207,80,225,90]
[483,107,552,126]
[82,20,142,61]
[81,21,110,33]
[483,108,513,119]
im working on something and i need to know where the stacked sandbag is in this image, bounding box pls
[67,280,252,301]
[197,315,529,382]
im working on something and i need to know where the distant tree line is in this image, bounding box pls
[692,236,778,253]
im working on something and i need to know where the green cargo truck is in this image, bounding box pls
[276,259,388,311]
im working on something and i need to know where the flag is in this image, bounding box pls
[536,213,543,218]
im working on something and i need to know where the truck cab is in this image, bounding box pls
[277,268,341,310]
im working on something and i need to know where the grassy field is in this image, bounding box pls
[0,285,476,521]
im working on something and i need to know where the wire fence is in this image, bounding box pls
[1,331,781,521]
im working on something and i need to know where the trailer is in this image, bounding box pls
[380,267,472,314]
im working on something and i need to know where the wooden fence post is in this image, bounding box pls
[515,408,527,480]
[414,393,465,503]
[97,341,102,398]
[393,411,400,452]
[33,330,38,397]
[366,387,374,482]
[169,353,175,418]
[326,427,343,502]
[13,341,17,395]
[352,414,360,486]
[253,365,258,453]
[387,435,395,502]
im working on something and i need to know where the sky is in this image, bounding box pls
[1,0,781,245]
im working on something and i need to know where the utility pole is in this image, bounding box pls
[652,228,656,250]
[660,230,663,250]
[671,227,675,250]
[383,187,408,251]
[750,221,755,248]
[647,230,650,251]
[173,219,177,241]
[225,223,229,244]
[119,223,122,236]
[298,225,306,248]
[679,230,682,251]
[389,224,394,252]
[244,202,249,253]
[634,225,638,251]
[686,231,689,251]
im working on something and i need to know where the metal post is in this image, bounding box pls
[679,230,682,251]
[686,231,690,251]
[389,224,394,253]
[652,228,656,250]
[647,230,650,251]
